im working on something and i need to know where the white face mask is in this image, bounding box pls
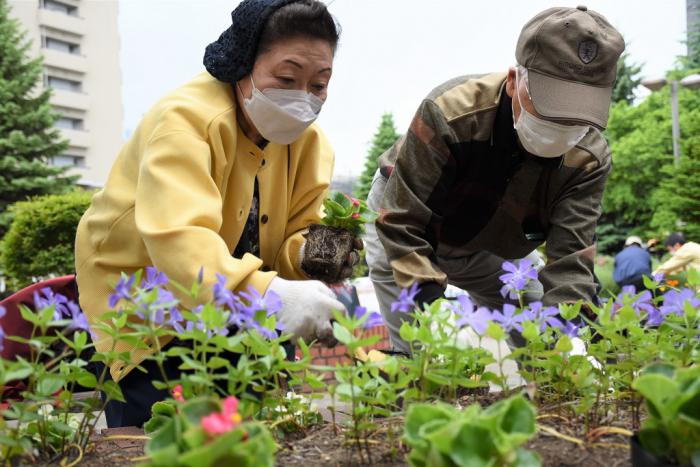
[512,71,589,158]
[240,77,324,145]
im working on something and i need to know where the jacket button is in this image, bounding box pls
[261,214,269,224]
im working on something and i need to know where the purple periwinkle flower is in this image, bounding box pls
[141,266,168,291]
[213,274,237,311]
[612,286,655,317]
[34,287,70,320]
[645,308,666,327]
[355,306,384,329]
[652,272,665,283]
[108,274,136,309]
[65,302,98,340]
[560,321,581,338]
[167,308,185,334]
[521,301,561,332]
[239,286,281,317]
[659,288,700,317]
[0,306,5,352]
[491,304,525,332]
[391,283,419,313]
[499,260,538,300]
[452,295,492,335]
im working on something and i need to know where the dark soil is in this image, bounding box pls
[302,224,354,283]
[30,395,633,466]
[276,392,634,467]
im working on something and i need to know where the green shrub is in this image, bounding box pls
[1,190,92,289]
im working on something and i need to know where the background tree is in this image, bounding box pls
[611,51,642,105]
[596,50,643,254]
[353,112,400,202]
[0,0,76,237]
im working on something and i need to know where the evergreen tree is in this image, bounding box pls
[0,0,76,236]
[611,51,642,105]
[353,113,400,202]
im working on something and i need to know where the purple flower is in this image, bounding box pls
[239,286,281,317]
[141,266,168,291]
[499,260,538,300]
[65,302,98,340]
[652,272,665,283]
[0,306,5,352]
[660,288,700,317]
[521,301,561,332]
[355,306,384,329]
[491,304,525,332]
[213,274,237,311]
[34,287,70,320]
[646,308,666,327]
[135,288,176,325]
[612,286,655,317]
[560,321,581,338]
[452,295,492,335]
[391,283,419,313]
[168,308,185,334]
[109,274,135,309]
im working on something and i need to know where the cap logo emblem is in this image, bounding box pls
[578,40,598,64]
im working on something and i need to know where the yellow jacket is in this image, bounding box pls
[654,241,700,277]
[75,72,334,380]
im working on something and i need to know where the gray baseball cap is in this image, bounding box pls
[515,5,625,129]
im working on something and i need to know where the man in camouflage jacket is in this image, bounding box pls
[364,6,625,353]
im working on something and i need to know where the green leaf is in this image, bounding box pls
[404,403,454,446]
[486,322,505,341]
[102,380,126,403]
[633,374,679,419]
[37,375,64,396]
[514,447,542,467]
[76,370,97,388]
[332,323,353,345]
[181,398,220,427]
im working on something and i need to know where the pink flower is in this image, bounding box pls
[343,193,360,206]
[172,384,184,402]
[201,396,242,436]
[352,213,360,219]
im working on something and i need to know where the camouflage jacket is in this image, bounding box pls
[376,72,611,306]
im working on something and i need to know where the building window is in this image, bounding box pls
[47,75,82,93]
[40,0,78,16]
[44,37,80,55]
[50,155,85,168]
[55,116,84,130]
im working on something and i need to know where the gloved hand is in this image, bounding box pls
[265,277,344,346]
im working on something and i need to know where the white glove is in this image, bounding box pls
[570,337,602,370]
[265,277,344,346]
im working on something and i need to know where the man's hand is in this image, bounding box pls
[265,277,344,346]
[338,237,364,281]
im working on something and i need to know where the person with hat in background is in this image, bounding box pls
[654,233,700,277]
[364,6,625,355]
[74,0,356,427]
[613,236,652,292]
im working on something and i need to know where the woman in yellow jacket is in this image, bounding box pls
[75,0,353,427]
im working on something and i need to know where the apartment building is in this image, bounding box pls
[9,0,123,187]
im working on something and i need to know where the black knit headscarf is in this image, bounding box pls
[203,0,303,84]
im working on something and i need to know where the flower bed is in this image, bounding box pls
[1,264,699,466]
